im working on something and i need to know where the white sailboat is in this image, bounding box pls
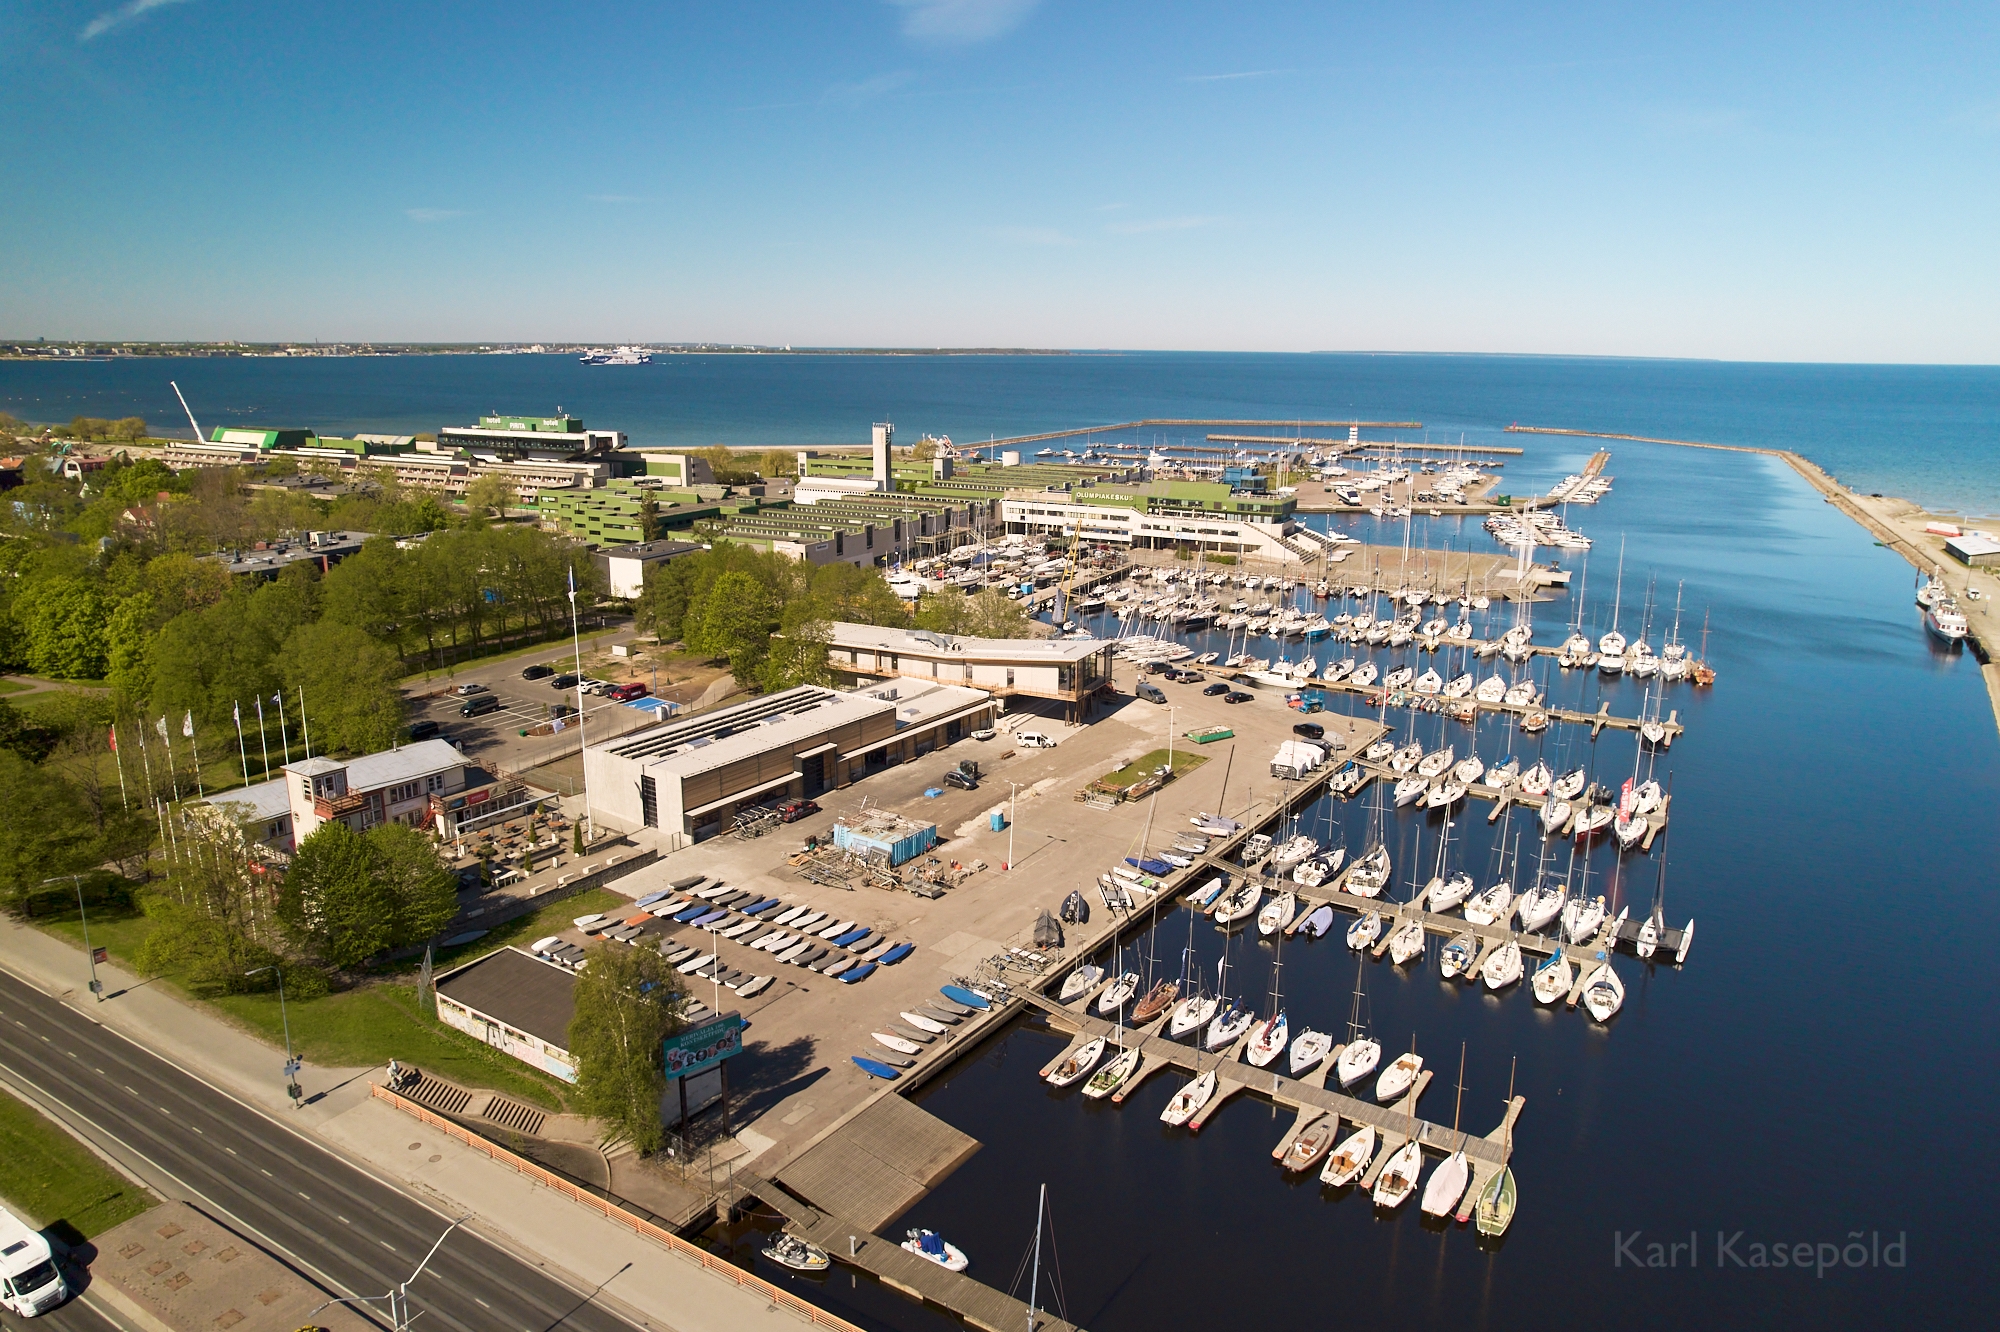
[1159,1068,1217,1126]
[1288,1029,1333,1076]
[1371,1137,1425,1209]
[1582,959,1625,1021]
[1320,1123,1377,1186]
[1335,953,1381,1087]
[1044,1036,1106,1087]
[1058,964,1104,1004]
[1531,945,1573,1004]
[1481,937,1523,989]
[1346,909,1382,950]
[1257,890,1297,936]
[1420,1045,1472,1217]
[1375,1047,1423,1102]
[1439,931,1477,979]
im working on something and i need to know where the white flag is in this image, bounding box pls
[155,716,169,741]
[182,711,194,738]
[233,701,241,725]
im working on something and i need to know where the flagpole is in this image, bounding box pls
[274,691,292,765]
[297,687,313,760]
[184,713,205,799]
[109,723,129,811]
[566,562,595,844]
[255,696,271,776]
[233,702,251,786]
[136,719,156,804]
[157,717,181,802]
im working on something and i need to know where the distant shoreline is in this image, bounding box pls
[0,345,1077,360]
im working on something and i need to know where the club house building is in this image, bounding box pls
[824,622,1115,722]
[583,682,993,846]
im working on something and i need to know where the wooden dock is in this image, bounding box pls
[1024,992,1525,1206]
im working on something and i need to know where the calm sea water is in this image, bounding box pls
[6,354,1996,1328]
[2,353,1997,513]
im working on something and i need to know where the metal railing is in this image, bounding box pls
[370,1084,863,1332]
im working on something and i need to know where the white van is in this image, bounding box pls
[1016,732,1056,749]
[0,1207,66,1317]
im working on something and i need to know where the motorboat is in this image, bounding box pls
[1927,598,1970,643]
[1463,881,1514,927]
[1519,761,1553,796]
[761,1233,830,1272]
[1346,910,1383,950]
[1371,1138,1425,1208]
[1160,1069,1218,1126]
[1205,1005,1254,1050]
[902,1229,968,1272]
[1320,1123,1377,1186]
[1439,931,1477,979]
[1245,1010,1290,1067]
[1058,965,1104,1004]
[1335,1036,1381,1088]
[1375,1050,1423,1102]
[1082,1044,1142,1098]
[1257,891,1298,936]
[1539,798,1571,835]
[1426,871,1474,913]
[1288,1029,1333,1075]
[1387,916,1427,965]
[1045,1037,1106,1087]
[1096,971,1139,1014]
[1582,961,1625,1021]
[1481,939,1523,989]
[1279,1115,1340,1172]
[1531,949,1573,1004]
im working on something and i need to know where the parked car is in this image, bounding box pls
[453,683,487,696]
[1202,682,1232,697]
[1224,691,1253,704]
[1144,661,1172,675]
[1017,731,1057,748]
[1169,669,1205,684]
[608,682,651,701]
[407,719,441,741]
[1135,682,1168,704]
[942,768,979,791]
[1293,721,1326,740]
[551,673,579,690]
[776,798,820,823]
[459,694,502,717]
[521,663,555,680]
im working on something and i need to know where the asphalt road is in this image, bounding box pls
[0,970,640,1332]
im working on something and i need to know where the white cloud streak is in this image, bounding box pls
[405,208,466,223]
[80,0,192,42]
[889,0,1039,45]
[1183,68,1290,83]
[825,70,916,104]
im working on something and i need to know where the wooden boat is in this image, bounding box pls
[1045,1036,1106,1087]
[1082,1044,1141,1099]
[1320,1123,1377,1186]
[1131,979,1180,1024]
[1279,1115,1339,1172]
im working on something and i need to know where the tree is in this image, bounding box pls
[685,571,776,682]
[463,473,516,518]
[760,615,833,691]
[566,941,685,1154]
[0,752,105,911]
[913,587,1032,638]
[13,578,112,678]
[134,804,284,995]
[279,821,455,967]
[275,621,405,754]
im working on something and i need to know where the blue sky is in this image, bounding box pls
[3,1,1996,360]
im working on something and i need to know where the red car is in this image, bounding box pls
[607,682,651,702]
[776,799,820,823]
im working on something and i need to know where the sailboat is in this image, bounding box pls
[1045,1036,1106,1087]
[1334,953,1381,1087]
[1159,1068,1217,1126]
[1246,925,1290,1067]
[1083,1043,1142,1099]
[1531,945,1573,1004]
[1375,1044,1423,1102]
[1582,957,1625,1021]
[1598,537,1628,659]
[1279,1114,1340,1172]
[1371,1136,1425,1209]
[1288,1028,1332,1076]
[1167,906,1218,1037]
[1420,1045,1472,1217]
[1321,1122,1378,1186]
[1257,889,1297,936]
[1058,964,1104,1004]
[1473,1058,1519,1236]
[1481,937,1523,989]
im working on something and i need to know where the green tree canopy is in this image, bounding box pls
[278,820,454,968]
[275,621,405,754]
[566,941,686,1154]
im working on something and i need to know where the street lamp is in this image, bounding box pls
[1006,781,1018,870]
[311,1216,470,1331]
[245,965,301,1107]
[43,874,101,1002]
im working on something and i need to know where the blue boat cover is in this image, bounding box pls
[742,898,781,915]
[673,904,710,922]
[851,1055,899,1079]
[838,962,876,983]
[833,927,871,947]
[634,890,672,907]
[692,908,729,927]
[919,1231,944,1257]
[878,942,914,965]
[1126,857,1172,876]
[940,983,989,1009]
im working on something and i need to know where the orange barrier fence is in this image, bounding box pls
[369,1084,862,1332]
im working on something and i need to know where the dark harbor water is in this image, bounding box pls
[4,352,1998,513]
[6,354,1996,1327]
[711,436,1999,1332]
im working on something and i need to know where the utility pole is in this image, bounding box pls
[45,875,101,1001]
[245,965,300,1106]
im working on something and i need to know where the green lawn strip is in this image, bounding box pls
[1100,748,1207,788]
[37,886,633,1113]
[0,1086,155,1239]
[0,678,31,695]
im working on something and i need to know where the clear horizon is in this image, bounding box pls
[4,2,1995,363]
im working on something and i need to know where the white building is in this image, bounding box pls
[824,622,1115,720]
[283,740,472,844]
[999,493,1323,563]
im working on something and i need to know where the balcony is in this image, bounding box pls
[312,789,368,818]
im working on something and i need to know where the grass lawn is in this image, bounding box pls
[1101,748,1208,788]
[38,886,632,1113]
[0,1087,155,1239]
[0,678,31,694]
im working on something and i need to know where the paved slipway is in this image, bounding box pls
[0,914,807,1332]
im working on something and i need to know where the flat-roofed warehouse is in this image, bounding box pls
[583,682,993,846]
[433,946,580,1082]
[825,622,1115,722]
